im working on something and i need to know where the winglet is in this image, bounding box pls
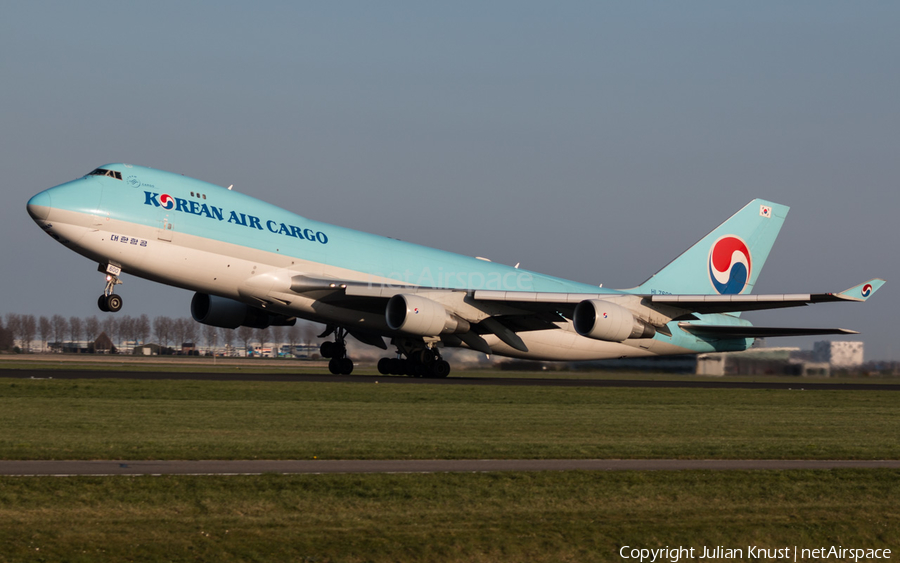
[835,279,886,302]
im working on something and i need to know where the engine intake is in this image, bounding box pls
[191,293,296,329]
[385,294,470,336]
[573,300,656,342]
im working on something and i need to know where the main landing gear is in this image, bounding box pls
[319,326,354,375]
[97,269,124,313]
[378,339,451,378]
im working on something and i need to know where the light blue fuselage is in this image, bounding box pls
[27,164,752,360]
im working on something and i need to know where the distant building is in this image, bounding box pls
[280,344,324,358]
[697,347,801,376]
[575,355,698,374]
[812,341,864,367]
[92,332,116,354]
[135,343,162,356]
[249,346,274,358]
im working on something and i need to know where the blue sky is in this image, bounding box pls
[3,2,898,359]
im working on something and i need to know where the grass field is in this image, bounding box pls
[1,470,898,563]
[1,377,899,461]
[1,366,898,562]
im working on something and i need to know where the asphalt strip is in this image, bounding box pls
[1,459,899,476]
[2,368,899,390]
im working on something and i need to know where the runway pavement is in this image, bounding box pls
[2,459,900,476]
[3,368,899,390]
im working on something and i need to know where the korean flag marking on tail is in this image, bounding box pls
[862,283,873,298]
[708,236,752,295]
[760,205,772,218]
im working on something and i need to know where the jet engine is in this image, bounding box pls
[385,294,470,336]
[572,300,656,342]
[191,293,296,330]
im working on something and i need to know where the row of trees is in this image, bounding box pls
[1,313,321,355]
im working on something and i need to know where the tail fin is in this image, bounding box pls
[632,199,788,296]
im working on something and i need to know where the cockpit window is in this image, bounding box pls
[88,168,123,180]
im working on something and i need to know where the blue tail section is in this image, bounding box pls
[631,199,788,296]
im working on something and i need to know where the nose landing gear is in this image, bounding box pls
[319,326,354,375]
[97,268,124,313]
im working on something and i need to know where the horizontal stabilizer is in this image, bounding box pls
[678,323,859,339]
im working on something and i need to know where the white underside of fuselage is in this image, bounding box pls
[39,209,695,361]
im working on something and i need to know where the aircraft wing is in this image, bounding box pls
[292,275,884,321]
[288,276,883,351]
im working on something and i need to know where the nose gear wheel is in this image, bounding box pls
[98,272,124,313]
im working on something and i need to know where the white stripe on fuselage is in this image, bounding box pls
[42,207,696,361]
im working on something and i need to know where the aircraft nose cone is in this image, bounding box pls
[27,190,52,221]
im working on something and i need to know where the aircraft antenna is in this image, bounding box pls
[227,185,233,190]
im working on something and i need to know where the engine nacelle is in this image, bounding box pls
[573,300,656,342]
[385,294,470,336]
[191,293,296,330]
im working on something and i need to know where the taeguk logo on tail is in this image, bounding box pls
[708,236,751,295]
[862,284,873,298]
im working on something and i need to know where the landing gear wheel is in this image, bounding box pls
[430,360,451,378]
[328,357,354,375]
[388,358,404,375]
[324,328,353,375]
[383,340,453,378]
[98,268,124,313]
[105,294,123,313]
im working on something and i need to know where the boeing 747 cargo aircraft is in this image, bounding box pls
[27,164,883,377]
